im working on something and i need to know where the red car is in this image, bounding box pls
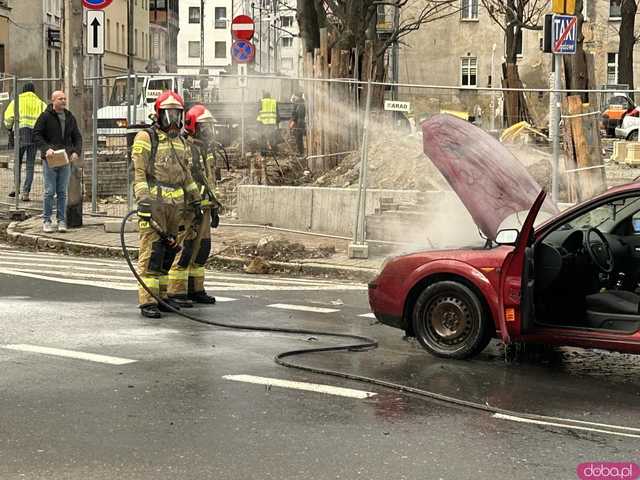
[369,114,640,359]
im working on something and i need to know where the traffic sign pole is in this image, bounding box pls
[552,53,561,204]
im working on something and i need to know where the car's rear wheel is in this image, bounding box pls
[628,130,639,141]
[412,281,491,359]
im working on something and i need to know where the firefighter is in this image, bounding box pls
[167,104,221,305]
[132,91,202,319]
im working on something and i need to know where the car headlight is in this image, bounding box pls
[115,119,128,128]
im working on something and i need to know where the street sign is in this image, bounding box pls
[238,64,248,88]
[82,0,113,9]
[551,14,577,54]
[232,15,255,41]
[231,40,255,63]
[86,10,105,55]
[384,100,411,112]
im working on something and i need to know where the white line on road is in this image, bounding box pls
[223,374,377,399]
[1,344,137,365]
[359,313,376,318]
[492,413,640,439]
[267,303,340,314]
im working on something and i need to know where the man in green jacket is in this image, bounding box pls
[4,83,47,201]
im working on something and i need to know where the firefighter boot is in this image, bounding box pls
[158,297,182,312]
[140,303,162,318]
[168,294,194,308]
[188,276,216,304]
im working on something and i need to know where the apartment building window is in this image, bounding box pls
[607,52,619,83]
[215,7,227,28]
[116,22,120,53]
[215,41,227,58]
[281,16,293,28]
[135,28,138,56]
[189,7,200,23]
[461,0,478,20]
[106,19,111,50]
[461,57,477,87]
[516,29,523,57]
[282,37,293,48]
[189,41,200,58]
[122,24,125,53]
[610,0,622,19]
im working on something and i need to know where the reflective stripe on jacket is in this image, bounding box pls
[257,98,278,125]
[3,92,47,130]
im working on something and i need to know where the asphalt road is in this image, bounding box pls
[0,251,638,479]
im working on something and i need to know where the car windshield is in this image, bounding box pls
[562,196,640,232]
[108,78,144,106]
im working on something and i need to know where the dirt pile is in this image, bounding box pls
[311,135,449,191]
[219,235,336,262]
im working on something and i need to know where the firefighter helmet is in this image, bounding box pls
[184,104,215,137]
[154,91,184,133]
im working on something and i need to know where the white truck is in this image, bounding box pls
[96,76,179,148]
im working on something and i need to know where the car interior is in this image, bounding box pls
[533,194,640,333]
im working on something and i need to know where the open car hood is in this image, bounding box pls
[422,114,559,241]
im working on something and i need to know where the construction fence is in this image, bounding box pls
[0,71,637,249]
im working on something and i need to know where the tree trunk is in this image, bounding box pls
[297,0,321,53]
[619,0,637,94]
[562,0,591,103]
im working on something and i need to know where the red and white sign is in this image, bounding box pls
[82,0,113,9]
[231,15,255,41]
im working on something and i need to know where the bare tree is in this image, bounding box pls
[618,0,638,92]
[480,0,547,63]
[297,0,458,76]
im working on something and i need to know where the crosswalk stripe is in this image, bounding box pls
[223,374,376,399]
[359,313,376,318]
[267,303,340,313]
[2,344,137,365]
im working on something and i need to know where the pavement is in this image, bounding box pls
[4,213,385,282]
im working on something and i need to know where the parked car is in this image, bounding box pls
[601,93,635,137]
[615,110,640,140]
[369,114,640,359]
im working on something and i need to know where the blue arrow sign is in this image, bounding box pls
[551,14,577,54]
[231,40,255,63]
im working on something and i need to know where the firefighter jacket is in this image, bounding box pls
[4,92,48,144]
[131,128,201,205]
[257,97,278,125]
[187,137,222,210]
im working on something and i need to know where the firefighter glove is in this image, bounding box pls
[211,207,220,229]
[137,200,152,219]
[191,200,204,224]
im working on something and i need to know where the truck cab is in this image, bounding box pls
[97,76,176,148]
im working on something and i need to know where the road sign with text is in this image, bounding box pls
[551,14,577,54]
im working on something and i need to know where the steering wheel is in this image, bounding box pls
[584,227,614,274]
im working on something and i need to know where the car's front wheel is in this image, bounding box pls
[412,281,491,359]
[628,130,639,141]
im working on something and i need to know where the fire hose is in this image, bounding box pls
[119,211,640,438]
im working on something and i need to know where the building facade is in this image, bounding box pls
[177,0,233,75]
[399,0,640,126]
[149,0,179,73]
[0,0,10,76]
[102,0,150,78]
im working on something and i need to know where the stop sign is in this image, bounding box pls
[232,15,255,41]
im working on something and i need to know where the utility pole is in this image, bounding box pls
[64,0,86,227]
[391,3,400,100]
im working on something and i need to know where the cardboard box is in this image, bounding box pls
[46,149,69,168]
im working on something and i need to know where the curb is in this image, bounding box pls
[5,223,378,282]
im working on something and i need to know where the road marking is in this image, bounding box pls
[267,303,340,314]
[359,313,376,318]
[223,374,376,399]
[493,413,640,439]
[1,344,137,365]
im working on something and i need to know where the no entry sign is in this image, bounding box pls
[232,15,255,41]
[82,0,113,9]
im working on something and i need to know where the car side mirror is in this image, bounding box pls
[495,229,519,246]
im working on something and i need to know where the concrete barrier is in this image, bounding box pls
[238,185,429,236]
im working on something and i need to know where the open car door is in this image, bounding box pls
[498,190,548,343]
